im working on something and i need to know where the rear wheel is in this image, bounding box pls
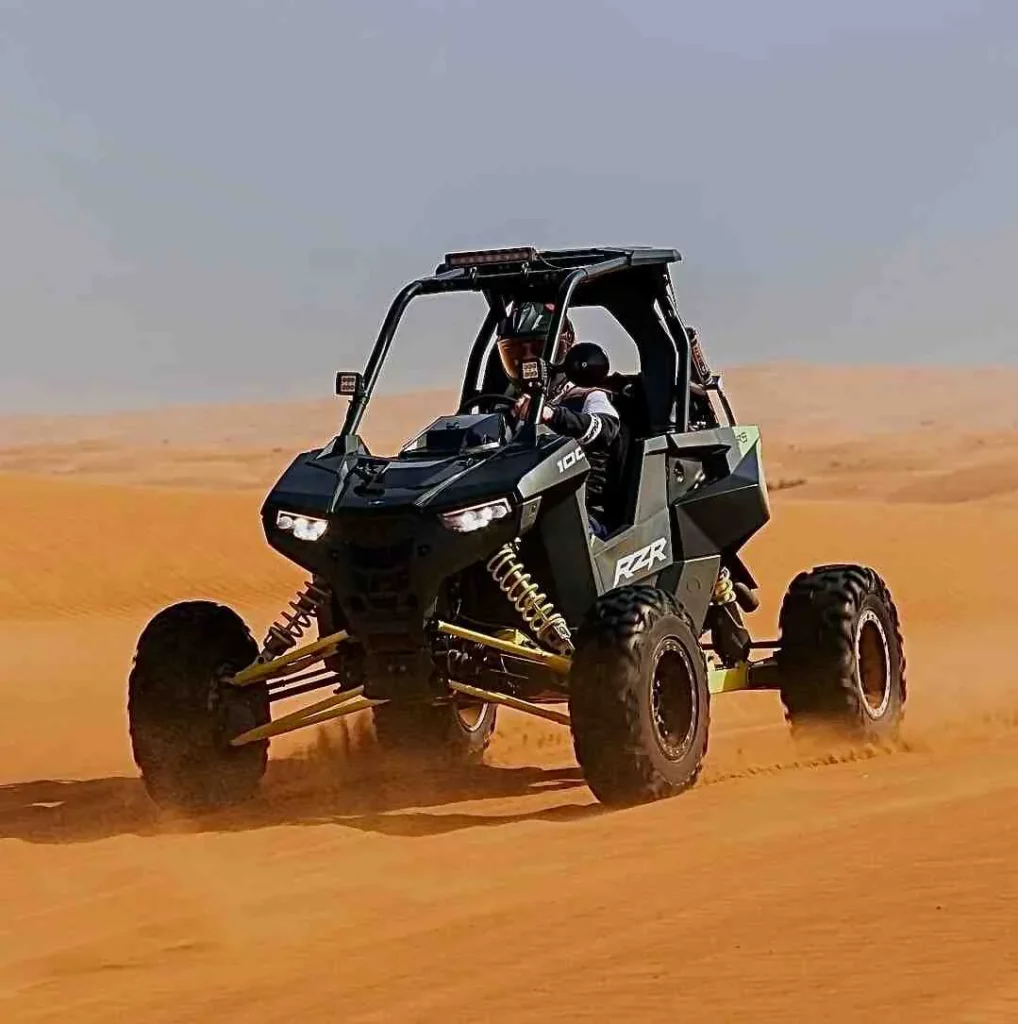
[568,585,710,806]
[776,564,906,742]
[128,601,269,812]
[371,697,497,764]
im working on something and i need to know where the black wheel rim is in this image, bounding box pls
[856,610,891,719]
[650,638,698,761]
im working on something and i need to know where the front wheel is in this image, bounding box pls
[371,698,497,765]
[128,601,270,812]
[568,585,710,806]
[776,564,906,742]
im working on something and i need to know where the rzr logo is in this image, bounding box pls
[613,537,668,587]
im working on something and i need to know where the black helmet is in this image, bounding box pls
[496,301,574,380]
[563,340,610,388]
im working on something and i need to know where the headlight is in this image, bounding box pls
[275,509,328,541]
[439,498,511,533]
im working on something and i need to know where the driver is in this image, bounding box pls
[496,301,622,539]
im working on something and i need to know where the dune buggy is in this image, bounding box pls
[127,245,906,811]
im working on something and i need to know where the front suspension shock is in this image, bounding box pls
[486,542,574,656]
[260,579,332,662]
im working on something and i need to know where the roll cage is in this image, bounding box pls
[339,246,736,445]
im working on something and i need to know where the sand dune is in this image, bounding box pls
[3,362,1017,491]
[3,365,1018,1022]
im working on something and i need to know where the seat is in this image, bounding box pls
[604,371,651,440]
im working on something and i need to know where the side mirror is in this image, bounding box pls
[563,342,609,388]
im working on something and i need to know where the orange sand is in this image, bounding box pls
[2,366,1018,1022]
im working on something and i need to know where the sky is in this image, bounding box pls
[1,0,1017,413]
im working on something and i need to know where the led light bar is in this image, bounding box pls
[443,247,537,268]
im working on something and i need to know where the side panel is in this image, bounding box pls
[516,435,590,500]
[668,426,771,560]
[535,489,600,626]
[590,437,675,598]
[592,510,674,592]
[630,436,670,523]
[534,437,676,626]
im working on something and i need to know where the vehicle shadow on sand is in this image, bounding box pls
[0,755,601,846]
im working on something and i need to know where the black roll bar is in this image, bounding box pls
[339,250,692,442]
[655,283,692,432]
[459,293,508,409]
[526,255,631,431]
[340,279,425,438]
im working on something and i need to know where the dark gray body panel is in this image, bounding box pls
[261,419,769,661]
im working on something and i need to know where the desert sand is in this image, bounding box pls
[2,364,1018,1022]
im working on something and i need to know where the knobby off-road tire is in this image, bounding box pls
[371,699,497,765]
[776,564,906,742]
[568,585,710,807]
[128,601,270,812]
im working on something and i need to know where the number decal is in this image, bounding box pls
[556,448,584,474]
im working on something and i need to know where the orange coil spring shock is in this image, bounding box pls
[260,579,332,661]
